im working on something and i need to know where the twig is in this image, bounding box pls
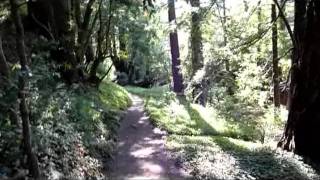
[31,13,55,40]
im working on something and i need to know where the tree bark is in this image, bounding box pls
[191,0,205,104]
[0,35,10,78]
[74,0,82,28]
[77,0,96,64]
[10,0,41,178]
[222,0,234,95]
[257,0,262,52]
[190,0,203,75]
[222,0,228,65]
[272,4,280,108]
[279,0,287,31]
[89,0,113,83]
[168,0,184,94]
[278,0,320,161]
[89,3,104,81]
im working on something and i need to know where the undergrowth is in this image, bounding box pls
[126,85,282,141]
[167,135,320,180]
[0,59,131,179]
[125,85,319,180]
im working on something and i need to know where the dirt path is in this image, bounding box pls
[108,95,190,179]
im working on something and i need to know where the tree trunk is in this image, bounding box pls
[74,0,82,28]
[257,0,262,53]
[77,0,96,64]
[0,35,10,78]
[85,39,95,66]
[112,27,129,72]
[168,0,184,94]
[223,0,228,68]
[190,0,205,103]
[191,0,203,74]
[279,0,287,31]
[190,0,205,101]
[89,4,103,82]
[10,0,41,178]
[278,0,320,161]
[272,4,280,108]
[89,0,114,84]
[222,0,234,95]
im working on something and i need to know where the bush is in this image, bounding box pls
[0,58,131,179]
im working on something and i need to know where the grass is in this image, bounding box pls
[126,85,320,180]
[99,82,132,110]
[125,85,169,98]
[167,135,319,180]
[126,85,263,141]
[67,81,132,145]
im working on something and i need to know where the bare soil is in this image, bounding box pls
[107,95,190,179]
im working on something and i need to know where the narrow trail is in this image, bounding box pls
[108,95,190,179]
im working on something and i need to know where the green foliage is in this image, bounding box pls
[172,1,293,135]
[126,85,299,179]
[0,0,313,179]
[126,86,270,141]
[99,82,132,110]
[125,85,170,99]
[30,80,130,178]
[0,55,131,178]
[0,2,9,21]
[167,135,319,180]
[114,3,171,84]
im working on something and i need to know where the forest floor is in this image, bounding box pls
[121,86,320,180]
[107,95,190,179]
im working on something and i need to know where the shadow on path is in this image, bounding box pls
[107,95,190,179]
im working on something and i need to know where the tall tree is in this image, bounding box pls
[222,0,227,59]
[168,0,184,94]
[76,0,96,64]
[10,0,41,178]
[221,0,234,95]
[272,4,280,108]
[257,0,262,52]
[89,0,113,83]
[278,0,320,161]
[190,0,205,104]
[191,0,203,74]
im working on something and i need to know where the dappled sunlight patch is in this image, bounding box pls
[212,136,263,152]
[138,161,164,175]
[190,104,236,136]
[167,135,320,180]
[125,85,170,99]
[146,139,164,145]
[167,99,190,120]
[152,127,166,135]
[130,147,156,158]
[146,97,199,135]
[126,86,320,179]
[129,86,267,140]
[190,104,219,124]
[99,82,132,110]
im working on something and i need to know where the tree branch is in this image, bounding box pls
[31,13,55,40]
[273,0,296,48]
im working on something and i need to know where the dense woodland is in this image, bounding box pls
[1,0,320,179]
